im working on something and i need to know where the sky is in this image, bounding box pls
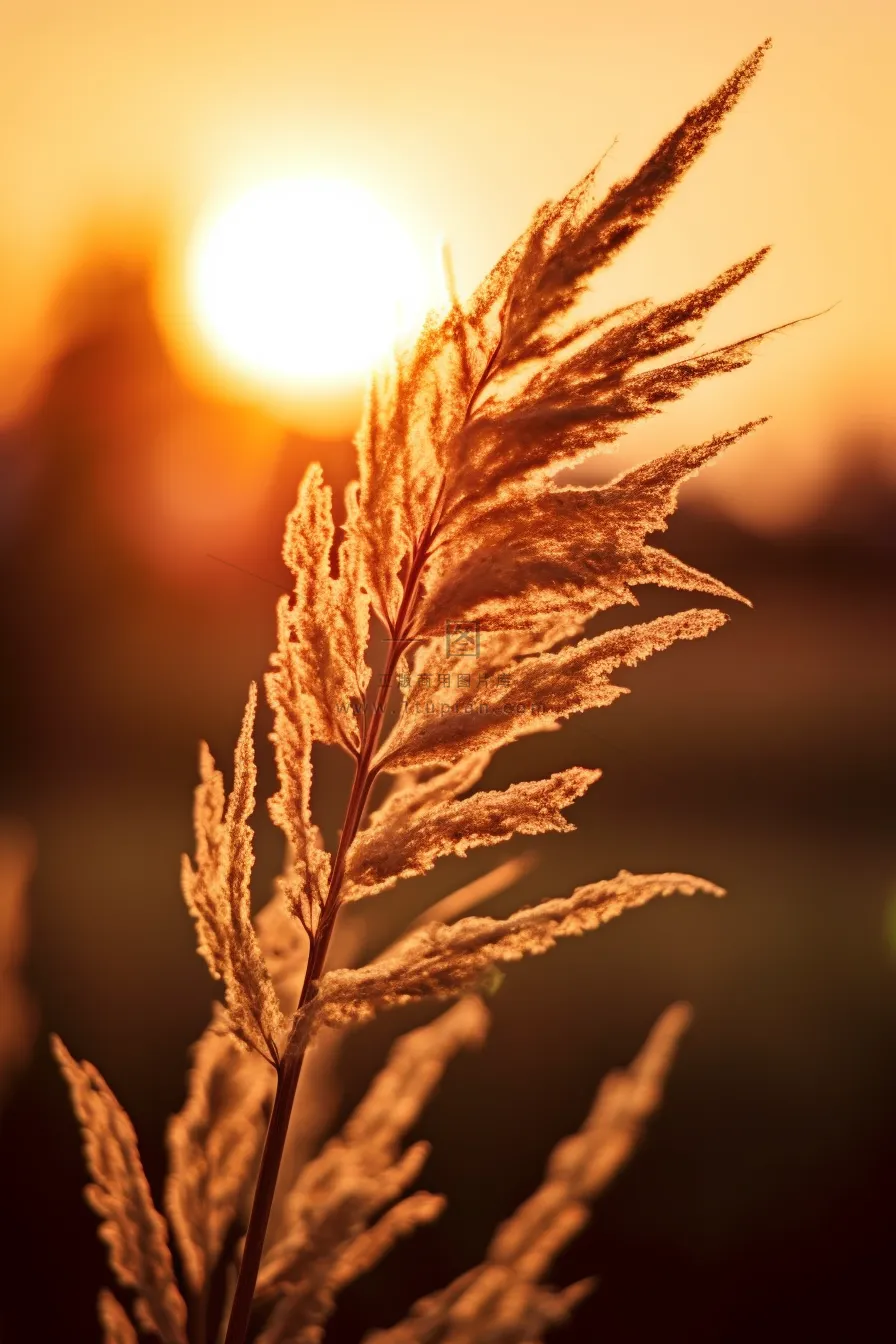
[1,0,894,527]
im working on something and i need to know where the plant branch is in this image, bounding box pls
[222,473,450,1344]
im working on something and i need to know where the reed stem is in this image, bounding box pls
[222,493,443,1344]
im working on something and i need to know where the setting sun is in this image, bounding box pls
[185,177,428,395]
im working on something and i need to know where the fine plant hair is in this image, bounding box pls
[56,40,797,1344]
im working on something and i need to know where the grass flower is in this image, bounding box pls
[55,40,794,1344]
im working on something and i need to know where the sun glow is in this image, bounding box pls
[186,177,428,395]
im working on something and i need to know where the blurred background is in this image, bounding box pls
[0,3,894,1341]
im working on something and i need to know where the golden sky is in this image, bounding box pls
[1,0,893,527]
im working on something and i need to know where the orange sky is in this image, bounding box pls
[1,0,894,528]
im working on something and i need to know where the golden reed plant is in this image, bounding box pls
[54,40,802,1344]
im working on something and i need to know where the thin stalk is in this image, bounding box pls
[223,494,444,1344]
[191,1283,209,1344]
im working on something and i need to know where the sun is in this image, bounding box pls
[186,177,428,395]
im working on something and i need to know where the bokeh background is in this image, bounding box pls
[1,4,894,1342]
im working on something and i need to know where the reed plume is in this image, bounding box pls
[55,40,791,1344]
